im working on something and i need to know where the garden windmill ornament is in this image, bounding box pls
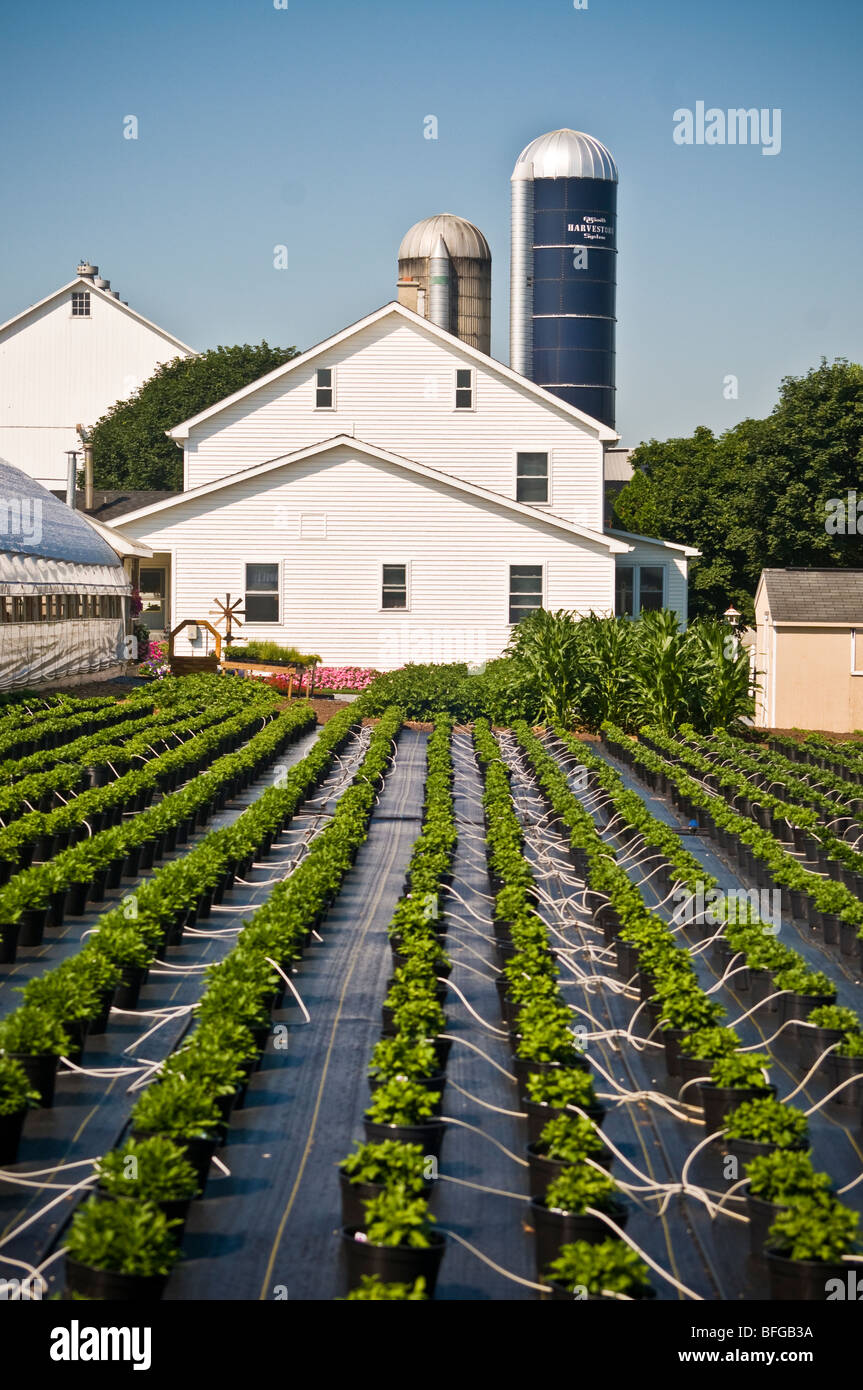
[210,594,245,643]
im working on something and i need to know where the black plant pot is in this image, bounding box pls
[369,1073,447,1113]
[338,1171,434,1228]
[18,905,49,947]
[139,839,157,871]
[113,965,149,1011]
[67,881,90,916]
[341,1227,445,1296]
[9,1052,59,1108]
[0,919,20,964]
[839,919,859,957]
[87,988,116,1035]
[65,1256,169,1302]
[798,1025,847,1074]
[662,1027,689,1077]
[746,1193,785,1256]
[363,1118,446,1160]
[89,870,109,904]
[105,856,126,890]
[526,1142,613,1199]
[48,888,67,929]
[530,1196,628,1273]
[764,1249,847,1301]
[781,991,836,1037]
[699,1083,777,1137]
[123,844,143,878]
[0,1106,28,1164]
[824,1052,863,1107]
[726,1134,807,1162]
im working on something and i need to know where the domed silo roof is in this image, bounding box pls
[398,214,491,262]
[511,129,618,182]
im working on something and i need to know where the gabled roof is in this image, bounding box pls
[757,568,863,624]
[110,434,630,553]
[606,527,700,558]
[165,301,619,443]
[78,512,153,560]
[49,489,178,522]
[0,277,194,354]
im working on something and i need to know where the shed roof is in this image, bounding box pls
[759,569,863,623]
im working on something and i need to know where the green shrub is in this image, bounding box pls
[766,1195,859,1262]
[66,1198,180,1277]
[96,1136,200,1202]
[545,1238,651,1296]
[342,1275,428,1300]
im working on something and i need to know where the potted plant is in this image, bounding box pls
[342,1274,428,1300]
[65,1197,180,1301]
[363,1077,445,1159]
[0,1054,41,1163]
[676,1026,741,1090]
[765,1194,860,1300]
[95,1135,201,1233]
[341,1188,445,1296]
[699,1053,774,1136]
[368,1036,446,1108]
[798,1004,859,1073]
[744,1151,832,1256]
[772,963,837,1032]
[531,1165,626,1273]
[0,1006,71,1107]
[724,1096,809,1159]
[655,987,726,1077]
[338,1140,432,1227]
[512,1008,587,1092]
[130,1075,224,1189]
[527,1113,612,1199]
[543,1238,653,1301]
[522,1067,603,1145]
[824,1029,863,1108]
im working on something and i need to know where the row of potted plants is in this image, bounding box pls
[474,719,650,1299]
[0,699,330,1121]
[0,691,160,769]
[0,693,307,955]
[602,723,863,961]
[508,723,863,1299]
[338,715,456,1298]
[710,727,863,820]
[58,704,405,1298]
[767,731,863,783]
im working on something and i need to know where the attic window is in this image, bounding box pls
[315,367,334,409]
[455,368,473,409]
[71,291,90,317]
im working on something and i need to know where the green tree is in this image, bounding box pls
[92,342,300,490]
[614,359,863,620]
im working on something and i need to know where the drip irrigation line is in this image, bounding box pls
[439,978,509,1036]
[436,1227,549,1293]
[440,1116,528,1166]
[448,1080,526,1117]
[438,1174,529,1201]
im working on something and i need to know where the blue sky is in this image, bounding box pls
[1,0,860,448]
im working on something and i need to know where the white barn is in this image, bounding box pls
[0,264,193,489]
[111,303,695,668]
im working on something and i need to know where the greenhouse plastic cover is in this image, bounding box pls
[0,618,127,689]
[0,460,124,570]
[0,552,129,595]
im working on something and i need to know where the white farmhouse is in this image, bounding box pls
[0,263,193,489]
[111,302,695,669]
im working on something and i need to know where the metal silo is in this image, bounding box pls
[510,129,618,429]
[397,214,491,354]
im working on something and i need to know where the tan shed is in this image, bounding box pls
[754,569,863,732]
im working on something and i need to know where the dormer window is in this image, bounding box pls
[315,367,334,409]
[71,291,90,317]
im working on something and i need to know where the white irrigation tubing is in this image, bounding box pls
[680,1129,727,1193]
[266,956,311,1023]
[184,922,243,935]
[0,1169,99,1252]
[211,1154,231,1177]
[448,1080,526,1118]
[726,991,791,1027]
[149,961,210,973]
[449,957,499,985]
[438,1173,528,1201]
[123,1005,193,1054]
[446,882,497,917]
[439,1034,516,1081]
[3,1246,67,1299]
[440,1116,528,1166]
[586,1052,702,1122]
[435,1227,551,1293]
[583,1207,704,1301]
[438,978,509,1036]
[58,1058,153,1078]
[802,1071,863,1113]
[739,1017,812,1053]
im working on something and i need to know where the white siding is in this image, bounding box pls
[615,537,689,621]
[121,444,615,667]
[0,286,190,487]
[184,318,606,531]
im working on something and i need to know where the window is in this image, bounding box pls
[315,367,334,409]
[516,452,549,504]
[615,564,666,618]
[71,291,90,317]
[509,565,543,625]
[245,563,280,622]
[455,368,473,410]
[382,564,408,610]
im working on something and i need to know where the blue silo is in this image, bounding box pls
[510,129,618,429]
